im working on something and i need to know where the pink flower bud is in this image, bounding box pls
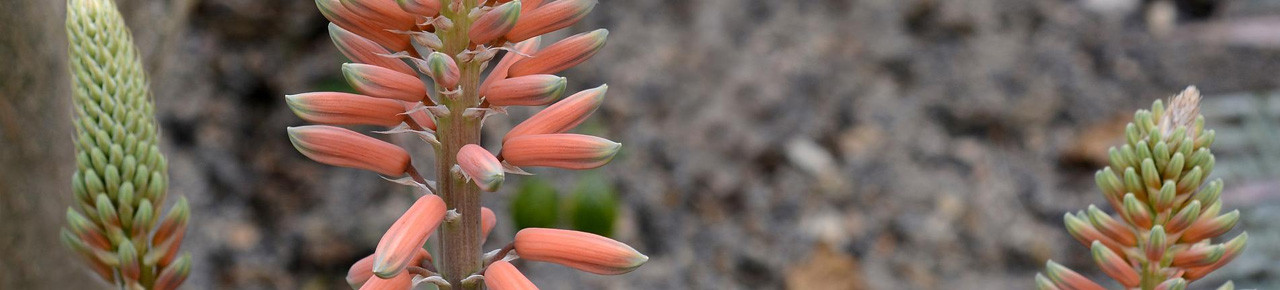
[503,134,620,170]
[153,254,191,290]
[1179,210,1239,243]
[1183,233,1247,280]
[504,84,606,143]
[319,0,410,52]
[508,29,607,77]
[287,92,408,127]
[396,0,440,16]
[470,1,522,44]
[485,75,566,106]
[520,0,544,13]
[1063,212,1123,255]
[513,228,647,275]
[374,194,447,278]
[1090,241,1139,288]
[339,0,418,31]
[343,63,428,102]
[1043,260,1105,290]
[1171,243,1225,268]
[458,144,505,191]
[426,51,460,88]
[359,271,413,290]
[480,38,542,95]
[505,0,597,42]
[401,101,438,130]
[484,260,538,290]
[329,23,416,76]
[287,125,412,176]
[481,207,497,244]
[348,249,430,288]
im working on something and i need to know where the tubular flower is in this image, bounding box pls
[348,248,431,288]
[287,92,408,127]
[502,134,621,170]
[513,228,648,275]
[289,0,641,286]
[65,0,190,287]
[484,260,538,290]
[1036,87,1247,288]
[288,125,412,176]
[373,194,447,278]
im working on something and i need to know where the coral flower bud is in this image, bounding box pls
[1179,210,1239,243]
[519,0,544,13]
[401,101,438,130]
[373,194,447,278]
[329,23,416,76]
[1043,260,1105,290]
[480,37,541,94]
[470,1,522,44]
[505,0,597,42]
[1171,243,1225,268]
[1063,212,1123,254]
[485,75,567,106]
[504,85,606,142]
[319,0,410,52]
[426,51,460,88]
[513,228,647,275]
[396,0,440,16]
[503,134,620,170]
[482,207,497,244]
[1165,200,1201,233]
[153,254,191,290]
[340,0,418,29]
[1120,193,1153,229]
[458,144,505,191]
[1090,241,1139,288]
[288,126,412,176]
[348,249,431,288]
[1144,226,1167,262]
[287,92,408,127]
[1084,205,1136,246]
[1183,233,1248,280]
[360,271,413,290]
[484,260,538,290]
[343,63,428,102]
[508,29,607,77]
[151,197,189,247]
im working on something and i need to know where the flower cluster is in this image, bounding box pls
[64,0,191,288]
[1037,87,1247,290]
[285,0,646,289]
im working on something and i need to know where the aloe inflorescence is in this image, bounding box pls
[286,0,646,289]
[1037,87,1246,290]
[63,0,191,288]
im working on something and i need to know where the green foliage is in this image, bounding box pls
[568,172,618,237]
[511,177,560,231]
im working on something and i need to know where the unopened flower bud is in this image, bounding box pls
[287,92,409,127]
[374,194,446,278]
[1121,193,1153,229]
[396,0,441,16]
[485,75,567,106]
[505,0,596,42]
[1145,226,1167,262]
[360,271,413,290]
[348,249,430,288]
[1085,205,1136,246]
[513,228,647,275]
[1180,210,1239,243]
[153,253,191,290]
[503,134,620,170]
[288,126,412,176]
[1090,241,1139,288]
[1043,260,1105,290]
[479,37,542,96]
[1171,243,1224,268]
[318,0,410,52]
[470,1,522,44]
[481,207,497,244]
[343,63,428,102]
[504,85,606,142]
[1154,278,1187,290]
[426,52,460,88]
[458,144,505,191]
[508,29,607,77]
[329,23,415,76]
[484,260,538,290]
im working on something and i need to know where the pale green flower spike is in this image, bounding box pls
[64,0,189,288]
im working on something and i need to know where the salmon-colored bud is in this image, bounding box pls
[396,0,441,16]
[508,29,607,77]
[470,1,522,44]
[1034,273,1060,290]
[1179,210,1239,243]
[1144,226,1167,264]
[480,37,541,95]
[1183,232,1247,280]
[401,101,438,130]
[1121,193,1153,229]
[287,92,408,127]
[1090,241,1139,288]
[484,260,538,290]
[151,197,189,247]
[485,75,566,106]
[481,207,497,244]
[117,240,140,282]
[1166,200,1201,234]
[1172,243,1225,268]
[319,0,410,52]
[1043,260,1105,290]
[505,0,597,42]
[153,254,191,290]
[1085,205,1137,246]
[348,249,430,288]
[458,144,505,191]
[504,85,606,142]
[340,0,418,31]
[343,63,428,102]
[329,23,415,76]
[66,209,110,250]
[503,134,620,170]
[513,228,647,275]
[1063,212,1123,254]
[519,0,544,13]
[360,271,413,290]
[288,125,412,176]
[374,194,447,278]
[426,52,460,88]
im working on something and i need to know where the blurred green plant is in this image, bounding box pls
[511,177,560,231]
[1037,87,1245,290]
[568,172,618,237]
[63,0,190,288]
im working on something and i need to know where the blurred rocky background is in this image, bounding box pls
[4,0,1280,289]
